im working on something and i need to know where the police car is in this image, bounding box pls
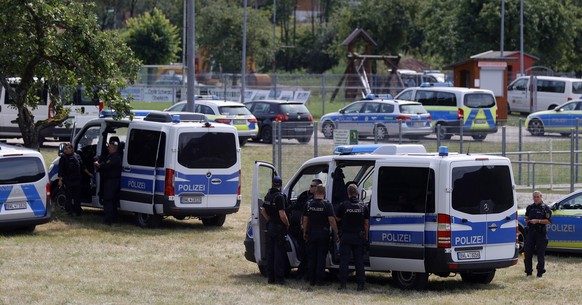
[49,111,241,227]
[0,143,51,232]
[517,189,582,253]
[244,144,519,289]
[525,100,582,136]
[320,96,432,141]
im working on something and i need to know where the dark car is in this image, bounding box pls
[244,100,314,143]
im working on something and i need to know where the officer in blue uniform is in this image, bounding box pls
[302,185,339,286]
[260,176,289,285]
[336,184,369,291]
[524,191,552,277]
[94,139,122,225]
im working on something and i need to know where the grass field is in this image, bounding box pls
[3,142,582,304]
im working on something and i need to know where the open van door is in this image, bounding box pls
[252,161,278,266]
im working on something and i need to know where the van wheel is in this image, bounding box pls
[528,119,545,136]
[202,214,226,226]
[19,225,36,233]
[322,121,334,139]
[472,133,487,141]
[392,271,429,290]
[518,225,526,253]
[296,135,312,144]
[374,125,388,142]
[261,126,273,143]
[135,213,162,228]
[239,137,249,146]
[52,184,67,211]
[460,269,496,284]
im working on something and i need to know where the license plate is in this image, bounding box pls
[5,202,27,210]
[474,119,486,124]
[234,119,246,125]
[412,121,425,127]
[295,128,306,132]
[458,251,480,260]
[181,196,202,204]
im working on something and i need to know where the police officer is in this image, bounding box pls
[302,185,339,286]
[58,143,85,216]
[524,190,552,278]
[336,184,369,291]
[94,139,122,225]
[260,176,289,285]
[290,178,322,280]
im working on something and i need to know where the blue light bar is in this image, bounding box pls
[334,144,387,155]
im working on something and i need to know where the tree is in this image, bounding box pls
[125,8,181,64]
[0,0,140,149]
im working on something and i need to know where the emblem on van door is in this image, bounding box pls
[206,172,212,178]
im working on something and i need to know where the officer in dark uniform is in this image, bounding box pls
[290,178,322,280]
[58,143,85,216]
[336,184,369,291]
[302,185,339,286]
[260,176,289,285]
[524,190,552,278]
[94,139,122,225]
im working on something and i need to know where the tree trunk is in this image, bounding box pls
[18,106,40,150]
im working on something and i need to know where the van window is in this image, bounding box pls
[452,165,514,215]
[509,78,528,91]
[0,157,45,184]
[127,129,166,167]
[572,81,582,94]
[376,166,435,213]
[416,91,456,107]
[288,164,328,201]
[178,132,237,168]
[219,105,253,115]
[395,90,413,101]
[464,93,496,108]
[537,79,565,93]
[3,84,48,106]
[60,86,99,106]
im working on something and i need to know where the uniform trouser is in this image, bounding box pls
[339,232,365,284]
[307,233,329,283]
[524,229,548,274]
[64,182,82,215]
[102,178,120,224]
[266,224,287,282]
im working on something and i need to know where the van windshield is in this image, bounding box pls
[452,165,514,214]
[0,157,45,184]
[178,132,237,168]
[464,94,496,108]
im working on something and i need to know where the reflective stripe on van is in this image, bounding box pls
[0,185,46,217]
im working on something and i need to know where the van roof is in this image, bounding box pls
[0,143,43,157]
[413,86,495,94]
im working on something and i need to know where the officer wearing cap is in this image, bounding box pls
[524,190,552,277]
[94,139,122,225]
[260,175,289,285]
[336,184,369,291]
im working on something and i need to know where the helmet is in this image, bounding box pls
[272,176,283,185]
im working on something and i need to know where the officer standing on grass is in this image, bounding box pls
[94,139,122,225]
[336,184,369,291]
[58,143,85,216]
[260,176,289,285]
[303,185,339,286]
[524,190,552,278]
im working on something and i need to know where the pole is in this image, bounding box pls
[241,0,248,103]
[500,0,504,57]
[520,0,524,76]
[186,0,196,112]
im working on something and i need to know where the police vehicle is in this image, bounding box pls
[0,143,51,232]
[394,86,498,141]
[244,144,519,289]
[525,99,582,137]
[48,111,241,227]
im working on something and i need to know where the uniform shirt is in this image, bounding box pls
[525,202,552,229]
[263,188,285,225]
[98,151,122,179]
[303,198,334,233]
[58,152,83,186]
[336,197,369,233]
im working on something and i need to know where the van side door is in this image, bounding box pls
[507,77,529,113]
[251,161,278,265]
[369,161,434,273]
[120,126,166,214]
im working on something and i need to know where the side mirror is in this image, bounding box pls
[339,109,345,114]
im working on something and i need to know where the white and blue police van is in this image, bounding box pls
[48,111,241,227]
[244,144,519,289]
[0,143,51,232]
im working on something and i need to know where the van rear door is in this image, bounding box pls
[369,160,434,273]
[251,161,278,265]
[120,126,166,214]
[449,160,517,262]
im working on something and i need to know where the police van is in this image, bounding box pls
[48,111,241,227]
[0,143,51,232]
[244,144,518,289]
[395,86,498,141]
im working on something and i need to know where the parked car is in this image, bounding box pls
[164,99,258,145]
[319,97,432,141]
[244,99,314,144]
[517,189,582,253]
[525,99,582,136]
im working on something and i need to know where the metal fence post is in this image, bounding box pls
[436,124,441,149]
[398,120,402,144]
[571,128,575,193]
[518,119,523,185]
[321,75,325,115]
[314,121,318,158]
[272,121,277,167]
[278,121,282,177]
[374,122,378,144]
[501,126,506,157]
[577,118,580,183]
[532,163,536,191]
[459,119,463,153]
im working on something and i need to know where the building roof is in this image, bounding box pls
[443,50,538,70]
